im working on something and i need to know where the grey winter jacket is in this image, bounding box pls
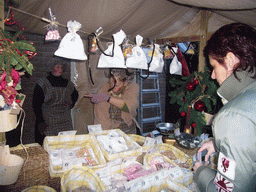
[194,70,256,192]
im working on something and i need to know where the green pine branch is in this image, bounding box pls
[0,29,36,80]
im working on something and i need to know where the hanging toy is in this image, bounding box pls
[54,20,87,60]
[44,8,61,41]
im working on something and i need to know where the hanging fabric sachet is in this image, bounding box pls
[98,30,126,68]
[169,47,182,75]
[126,35,147,70]
[148,44,164,73]
[54,20,87,60]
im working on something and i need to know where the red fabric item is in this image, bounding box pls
[177,48,190,77]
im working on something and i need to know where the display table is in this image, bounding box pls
[0,141,197,192]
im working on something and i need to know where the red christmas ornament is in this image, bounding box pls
[193,78,199,85]
[192,123,196,128]
[181,111,186,117]
[186,81,196,91]
[194,100,206,112]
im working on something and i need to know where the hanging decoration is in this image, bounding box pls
[163,46,174,59]
[126,35,148,70]
[169,47,182,75]
[147,44,164,73]
[122,36,133,58]
[90,27,103,53]
[86,27,104,85]
[44,8,61,41]
[168,70,218,135]
[54,20,87,60]
[4,6,24,30]
[98,29,126,68]
[0,30,36,107]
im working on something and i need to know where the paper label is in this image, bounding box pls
[143,137,156,147]
[168,167,183,180]
[95,166,111,178]
[174,128,181,136]
[88,124,103,133]
[58,130,77,136]
[100,175,112,186]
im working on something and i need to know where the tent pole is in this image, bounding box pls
[198,10,211,72]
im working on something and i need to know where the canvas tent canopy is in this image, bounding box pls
[3,0,256,41]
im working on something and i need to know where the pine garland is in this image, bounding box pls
[168,70,218,135]
[0,29,35,84]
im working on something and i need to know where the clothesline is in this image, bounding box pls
[4,6,112,41]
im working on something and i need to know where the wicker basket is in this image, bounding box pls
[43,134,106,178]
[0,144,60,192]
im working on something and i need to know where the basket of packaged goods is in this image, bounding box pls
[128,134,164,152]
[147,143,193,170]
[43,134,106,177]
[91,151,194,191]
[61,166,108,192]
[90,129,143,161]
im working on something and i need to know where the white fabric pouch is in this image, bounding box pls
[98,30,126,68]
[126,35,148,69]
[169,47,182,75]
[148,44,164,73]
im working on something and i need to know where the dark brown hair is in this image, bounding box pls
[204,23,256,78]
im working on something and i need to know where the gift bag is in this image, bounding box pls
[54,20,87,60]
[98,30,126,68]
[143,44,164,73]
[126,35,148,70]
[169,47,182,75]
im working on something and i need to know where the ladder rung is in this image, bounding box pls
[142,117,162,123]
[142,89,160,93]
[139,74,158,79]
[142,103,161,108]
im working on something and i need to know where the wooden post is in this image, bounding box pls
[0,0,5,145]
[198,10,211,72]
[0,0,4,30]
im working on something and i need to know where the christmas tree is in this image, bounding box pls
[168,70,219,135]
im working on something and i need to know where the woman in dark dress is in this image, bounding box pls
[33,59,78,145]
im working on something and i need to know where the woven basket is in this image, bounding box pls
[0,144,60,192]
[90,129,143,161]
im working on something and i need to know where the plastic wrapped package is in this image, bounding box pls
[90,129,143,161]
[149,143,193,170]
[43,134,106,177]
